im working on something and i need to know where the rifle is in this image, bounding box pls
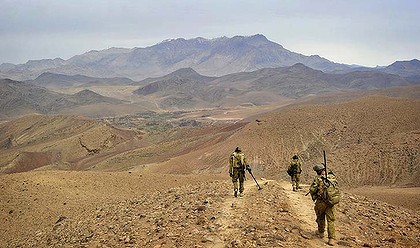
[323,150,331,186]
[247,167,262,190]
[323,150,327,176]
[306,150,329,197]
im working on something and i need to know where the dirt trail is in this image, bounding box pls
[278,181,317,231]
[278,180,328,247]
[209,179,331,247]
[210,180,256,247]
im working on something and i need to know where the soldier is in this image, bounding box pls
[287,155,302,191]
[228,147,250,197]
[309,163,338,246]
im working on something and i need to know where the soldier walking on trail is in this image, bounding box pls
[229,147,251,197]
[309,163,339,246]
[287,155,302,191]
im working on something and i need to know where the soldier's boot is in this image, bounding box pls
[315,230,324,238]
[292,186,297,192]
[328,238,336,246]
[239,192,244,197]
[234,189,238,197]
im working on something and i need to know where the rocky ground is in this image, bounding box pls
[1,171,419,247]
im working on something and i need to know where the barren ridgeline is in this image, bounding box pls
[1,91,420,247]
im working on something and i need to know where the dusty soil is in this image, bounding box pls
[1,171,419,247]
[0,171,222,247]
[348,186,420,212]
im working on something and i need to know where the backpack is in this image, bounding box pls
[231,153,244,168]
[320,173,341,205]
[287,165,294,176]
[287,161,300,176]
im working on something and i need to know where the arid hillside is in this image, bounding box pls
[1,93,419,188]
[0,114,142,173]
[150,95,420,188]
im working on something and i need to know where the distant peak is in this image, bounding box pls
[388,59,420,69]
[169,68,200,77]
[35,72,74,79]
[406,59,420,66]
[26,58,65,65]
[74,89,100,96]
[249,34,268,40]
[157,34,270,45]
[35,72,60,79]
[159,38,187,44]
[309,55,322,59]
[195,37,208,43]
[229,34,268,41]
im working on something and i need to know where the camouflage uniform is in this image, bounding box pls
[229,147,248,197]
[287,156,302,191]
[309,170,338,242]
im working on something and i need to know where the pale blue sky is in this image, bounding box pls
[1,0,419,67]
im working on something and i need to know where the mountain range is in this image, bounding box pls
[26,72,137,87]
[0,79,126,118]
[1,34,419,81]
[1,62,419,118]
[1,34,420,119]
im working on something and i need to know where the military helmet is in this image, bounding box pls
[313,163,325,172]
[292,155,298,159]
[235,147,241,152]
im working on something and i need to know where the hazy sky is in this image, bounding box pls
[1,0,419,67]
